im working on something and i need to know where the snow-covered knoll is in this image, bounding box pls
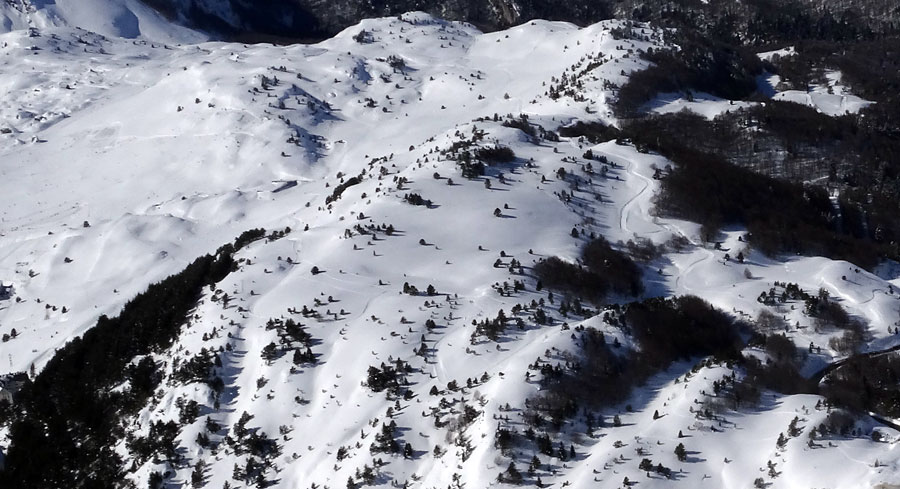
[0,12,898,489]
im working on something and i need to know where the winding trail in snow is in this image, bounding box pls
[618,157,651,235]
[675,248,715,293]
[603,144,716,294]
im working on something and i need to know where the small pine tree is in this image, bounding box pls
[361,465,375,485]
[404,442,413,459]
[674,442,687,462]
[776,432,788,449]
[505,462,523,484]
[261,342,278,363]
[292,348,304,365]
[191,461,205,488]
[148,472,164,489]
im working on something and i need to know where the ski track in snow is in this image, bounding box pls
[618,149,651,235]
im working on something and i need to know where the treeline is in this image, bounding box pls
[626,296,743,370]
[325,174,362,205]
[0,229,268,488]
[612,0,888,47]
[743,333,900,422]
[617,31,763,116]
[620,110,893,269]
[528,295,742,427]
[739,332,816,402]
[530,292,897,429]
[145,0,898,46]
[768,37,900,106]
[768,38,900,254]
[528,327,629,426]
[557,121,620,144]
[610,21,900,269]
[822,353,900,419]
[533,236,643,302]
[719,308,899,422]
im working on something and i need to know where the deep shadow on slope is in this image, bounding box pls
[0,229,269,489]
[618,111,895,270]
[611,30,900,270]
[137,0,897,44]
[534,236,644,303]
[526,296,743,428]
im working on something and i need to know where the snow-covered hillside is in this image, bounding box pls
[0,12,898,489]
[0,0,205,42]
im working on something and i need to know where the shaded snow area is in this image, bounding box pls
[644,92,756,119]
[0,12,897,489]
[645,74,871,119]
[757,46,796,61]
[764,71,873,116]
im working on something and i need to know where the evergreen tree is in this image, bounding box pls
[776,432,788,449]
[675,442,687,462]
[505,462,523,484]
[403,442,414,459]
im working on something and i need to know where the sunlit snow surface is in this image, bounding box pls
[0,12,897,489]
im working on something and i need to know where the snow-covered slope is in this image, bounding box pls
[0,12,898,489]
[0,0,205,42]
[0,13,651,374]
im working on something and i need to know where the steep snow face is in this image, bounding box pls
[0,12,898,489]
[0,0,206,42]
